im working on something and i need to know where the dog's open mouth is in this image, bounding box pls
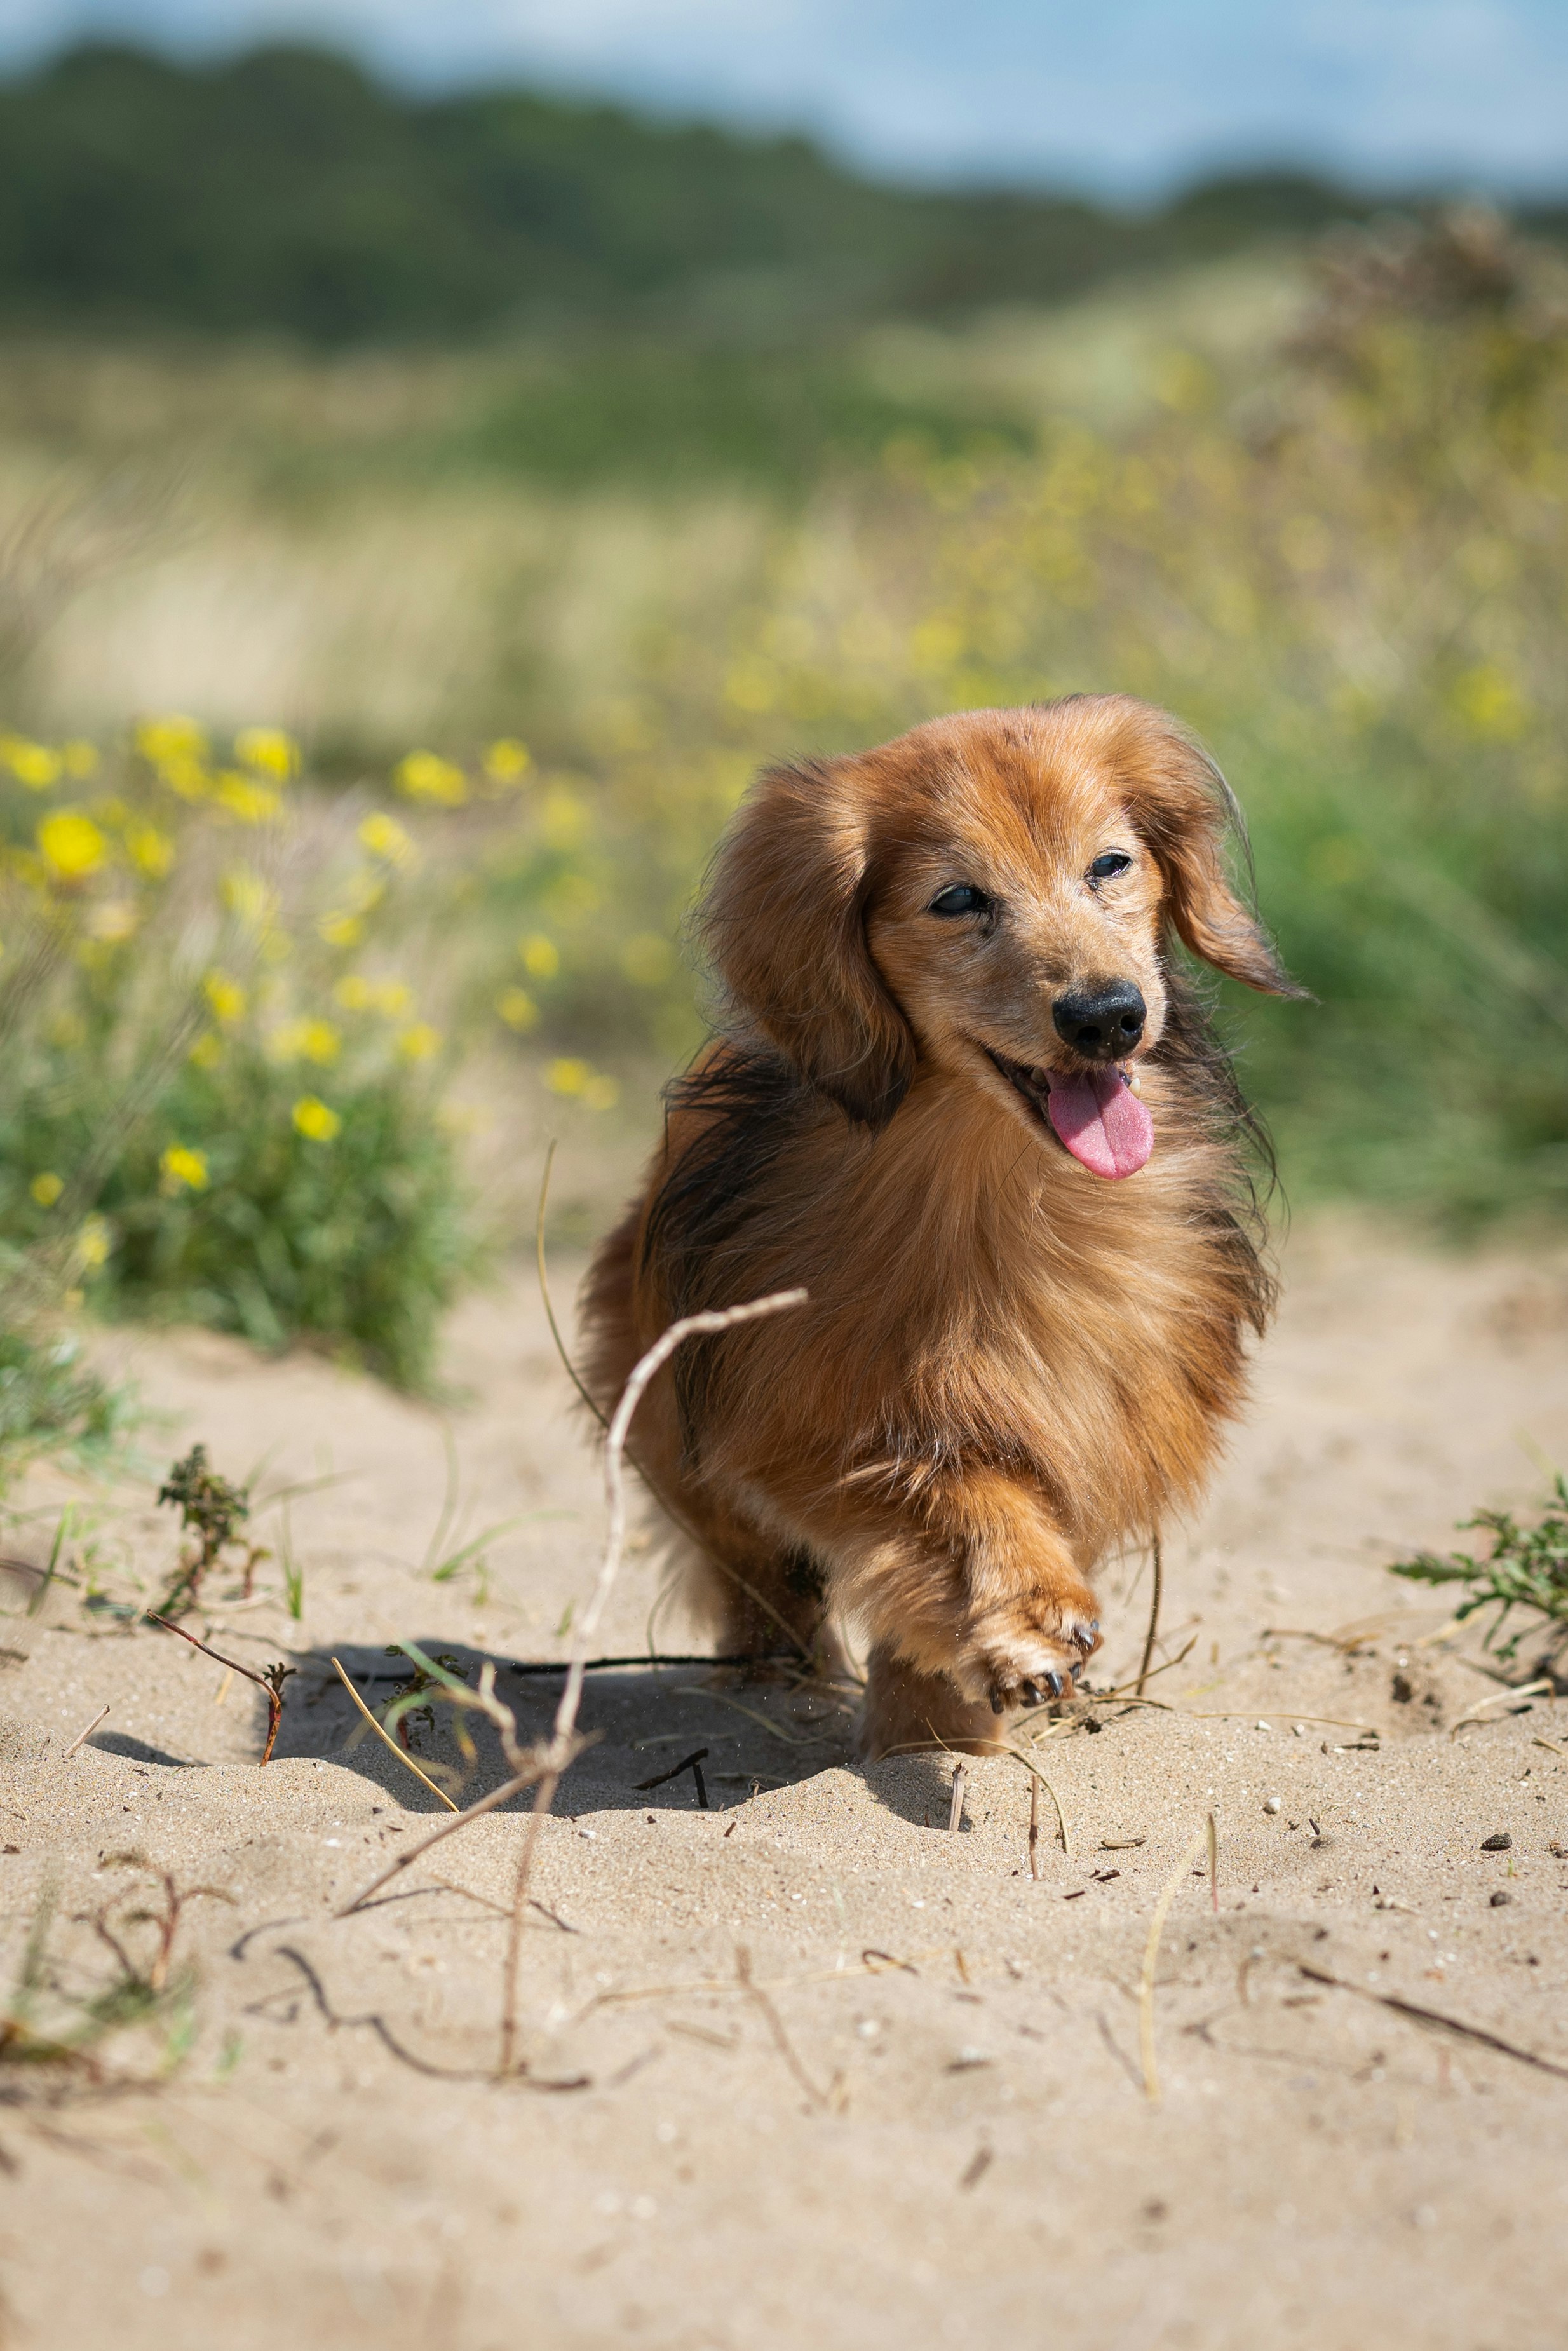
[984,1050,1154,1181]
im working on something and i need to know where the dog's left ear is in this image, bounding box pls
[698,757,914,1127]
[1118,708,1304,997]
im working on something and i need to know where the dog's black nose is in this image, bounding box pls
[1052,980,1146,1060]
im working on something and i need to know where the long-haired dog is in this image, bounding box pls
[581,696,1301,1756]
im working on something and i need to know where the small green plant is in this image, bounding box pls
[277,1501,306,1621]
[0,1325,133,1489]
[1390,1475,1568,1663]
[155,1443,259,1615]
[0,1866,219,2090]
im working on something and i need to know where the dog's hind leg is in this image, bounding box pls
[659,1482,838,1670]
[856,1644,1003,1761]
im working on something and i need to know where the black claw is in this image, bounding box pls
[990,1690,1004,1715]
[1018,1680,1039,1707]
[1044,1669,1064,1698]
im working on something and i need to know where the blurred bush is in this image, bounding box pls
[1,206,1565,1469]
[456,210,1568,1226]
[0,718,483,1399]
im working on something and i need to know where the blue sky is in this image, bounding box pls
[1,0,1565,198]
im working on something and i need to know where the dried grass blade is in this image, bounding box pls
[330,1656,458,1812]
[1140,1817,1213,2103]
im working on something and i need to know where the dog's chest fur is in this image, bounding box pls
[652,1054,1269,1566]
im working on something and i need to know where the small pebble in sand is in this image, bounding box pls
[1489,1890,1513,1906]
[1480,1833,1512,1852]
[1263,1796,1281,1814]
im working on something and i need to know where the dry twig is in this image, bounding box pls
[1297,1963,1568,2082]
[1135,1529,1164,1697]
[331,1657,459,1810]
[61,1704,109,1759]
[736,1944,828,2110]
[145,1612,293,1763]
[1140,1815,1217,2103]
[497,1285,808,2078]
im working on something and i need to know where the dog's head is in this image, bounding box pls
[700,697,1301,1179]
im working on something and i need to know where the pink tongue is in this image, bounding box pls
[1046,1068,1154,1180]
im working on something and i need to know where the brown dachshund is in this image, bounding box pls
[581,696,1302,1757]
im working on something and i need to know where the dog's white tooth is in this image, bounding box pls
[1126,1070,1142,1095]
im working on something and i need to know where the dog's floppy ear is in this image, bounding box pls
[1116,707,1304,998]
[698,757,914,1127]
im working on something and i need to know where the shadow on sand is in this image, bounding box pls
[125,1639,959,1827]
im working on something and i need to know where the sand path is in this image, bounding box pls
[3,1226,1567,2349]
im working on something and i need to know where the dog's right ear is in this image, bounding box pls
[698,759,914,1128]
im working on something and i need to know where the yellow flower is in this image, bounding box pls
[1452,662,1529,743]
[159,1144,210,1193]
[157,755,211,802]
[3,738,62,789]
[62,740,99,779]
[214,771,281,824]
[483,738,531,784]
[621,933,673,987]
[495,986,539,1032]
[544,1058,588,1097]
[203,971,248,1026]
[30,1172,63,1207]
[292,1095,341,1143]
[234,726,299,780]
[125,821,175,878]
[135,715,208,765]
[317,912,364,948]
[335,975,412,1017]
[394,750,468,807]
[76,1216,111,1271]
[357,811,414,865]
[396,1022,441,1061]
[37,810,108,883]
[221,869,277,932]
[189,1033,224,1071]
[271,1017,340,1065]
[518,933,560,979]
[539,787,586,850]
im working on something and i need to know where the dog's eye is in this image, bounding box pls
[1088,852,1132,883]
[929,884,991,918]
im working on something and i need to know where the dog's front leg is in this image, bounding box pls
[841,1466,1102,1731]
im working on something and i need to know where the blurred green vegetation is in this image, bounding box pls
[0,195,1565,1469]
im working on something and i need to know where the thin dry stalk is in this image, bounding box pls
[536,1144,813,1666]
[1135,1531,1164,1698]
[536,1140,607,1430]
[497,1286,808,2079]
[1139,1816,1215,2103]
[331,1657,459,1812]
[999,1743,1071,1857]
[62,1704,109,1759]
[736,1944,828,2110]
[1297,1962,1568,2082]
[337,1754,551,1916]
[1449,1679,1553,1738]
[947,1763,966,1833]
[145,1612,293,1763]
[337,1655,573,1914]
[1028,1773,1039,1880]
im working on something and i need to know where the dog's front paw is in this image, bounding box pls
[958,1590,1102,1715]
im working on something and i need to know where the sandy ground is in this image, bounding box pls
[2,1224,1567,2350]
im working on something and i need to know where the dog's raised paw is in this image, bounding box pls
[965,1592,1102,1714]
